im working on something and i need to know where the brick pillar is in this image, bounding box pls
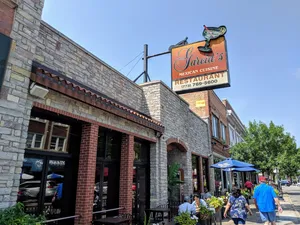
[75,124,98,225]
[119,134,134,214]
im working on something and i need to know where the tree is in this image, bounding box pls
[230,121,299,177]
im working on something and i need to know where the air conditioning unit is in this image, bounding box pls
[29,83,49,99]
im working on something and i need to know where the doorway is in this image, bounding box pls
[132,141,150,224]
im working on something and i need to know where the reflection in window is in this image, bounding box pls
[134,142,148,162]
[212,115,219,138]
[50,137,66,152]
[214,157,222,191]
[202,158,209,190]
[221,123,226,142]
[26,133,44,149]
[97,129,121,160]
[49,123,69,152]
[192,155,200,192]
[18,157,44,212]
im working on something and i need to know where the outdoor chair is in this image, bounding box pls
[118,213,132,224]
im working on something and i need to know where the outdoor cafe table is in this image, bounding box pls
[145,208,171,223]
[93,216,130,225]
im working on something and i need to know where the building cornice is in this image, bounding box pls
[0,0,18,9]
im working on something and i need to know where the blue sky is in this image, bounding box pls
[42,0,300,146]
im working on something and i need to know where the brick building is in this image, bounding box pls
[222,99,248,187]
[0,1,211,224]
[180,90,245,192]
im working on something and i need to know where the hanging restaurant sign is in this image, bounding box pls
[171,26,230,94]
[0,33,12,92]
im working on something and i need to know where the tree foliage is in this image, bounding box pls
[230,120,299,178]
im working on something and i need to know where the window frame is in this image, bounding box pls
[220,122,226,142]
[48,122,70,152]
[50,136,67,152]
[212,114,220,139]
[26,118,48,150]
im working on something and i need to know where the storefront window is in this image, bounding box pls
[192,155,200,193]
[26,118,70,152]
[214,157,222,191]
[202,158,209,190]
[94,128,121,215]
[212,115,220,139]
[134,142,148,162]
[132,140,150,224]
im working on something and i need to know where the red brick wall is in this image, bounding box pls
[0,1,15,36]
[180,91,210,118]
[179,90,230,158]
[119,134,134,214]
[208,91,230,157]
[75,123,99,225]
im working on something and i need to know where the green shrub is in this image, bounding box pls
[174,212,197,225]
[0,202,45,225]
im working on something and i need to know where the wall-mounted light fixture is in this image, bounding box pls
[29,83,49,99]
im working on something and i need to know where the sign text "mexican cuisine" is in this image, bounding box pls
[171,37,230,93]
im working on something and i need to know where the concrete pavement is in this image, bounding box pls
[222,186,300,225]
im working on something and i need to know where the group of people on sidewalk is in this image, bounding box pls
[223,176,282,225]
[178,176,282,225]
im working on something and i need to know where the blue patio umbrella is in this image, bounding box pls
[223,167,260,172]
[47,173,64,179]
[210,158,254,169]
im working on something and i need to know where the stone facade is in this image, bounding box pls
[0,0,45,208]
[141,81,211,205]
[0,1,211,221]
[35,21,144,113]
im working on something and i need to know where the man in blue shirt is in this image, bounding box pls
[253,176,283,225]
[178,196,196,215]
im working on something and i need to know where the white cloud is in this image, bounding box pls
[294,68,300,79]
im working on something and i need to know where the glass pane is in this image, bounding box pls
[45,159,66,218]
[34,134,43,148]
[106,132,121,160]
[17,157,44,214]
[134,143,141,161]
[26,133,34,148]
[57,138,65,151]
[202,158,209,190]
[97,130,105,159]
[192,155,200,192]
[50,137,56,150]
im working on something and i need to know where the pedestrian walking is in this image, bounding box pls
[244,180,253,194]
[224,188,253,225]
[253,176,283,225]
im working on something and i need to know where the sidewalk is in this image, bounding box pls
[222,195,300,225]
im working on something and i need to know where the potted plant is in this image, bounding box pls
[241,189,251,199]
[206,196,224,212]
[0,202,45,225]
[198,205,213,223]
[168,163,184,202]
[174,212,197,225]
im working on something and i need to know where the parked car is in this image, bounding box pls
[296,182,300,187]
[17,180,57,201]
[280,180,291,186]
